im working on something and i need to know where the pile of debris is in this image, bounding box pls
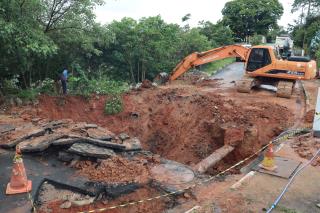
[292,133,320,166]
[177,70,209,84]
[0,120,142,157]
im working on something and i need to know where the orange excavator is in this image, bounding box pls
[167,45,318,98]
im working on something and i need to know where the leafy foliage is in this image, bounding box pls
[291,15,320,50]
[17,88,39,101]
[292,0,320,16]
[104,95,123,115]
[222,0,283,40]
[250,34,264,45]
[198,21,234,46]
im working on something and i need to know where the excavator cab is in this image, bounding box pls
[246,48,272,72]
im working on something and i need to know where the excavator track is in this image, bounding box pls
[276,80,294,98]
[236,77,257,93]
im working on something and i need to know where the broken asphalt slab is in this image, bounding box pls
[0,124,15,134]
[19,133,67,153]
[67,143,116,159]
[0,125,46,148]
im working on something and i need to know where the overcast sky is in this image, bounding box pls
[95,0,297,28]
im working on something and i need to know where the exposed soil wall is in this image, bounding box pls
[30,86,292,168]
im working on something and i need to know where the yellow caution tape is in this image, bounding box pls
[78,127,311,213]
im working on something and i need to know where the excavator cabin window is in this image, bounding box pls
[246,48,271,72]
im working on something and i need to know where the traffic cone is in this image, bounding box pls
[6,146,32,195]
[259,144,277,171]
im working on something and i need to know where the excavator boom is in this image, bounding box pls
[170,45,250,81]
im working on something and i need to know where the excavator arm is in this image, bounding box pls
[170,45,250,81]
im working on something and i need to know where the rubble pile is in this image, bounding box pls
[74,156,151,184]
[0,119,142,157]
[292,133,320,166]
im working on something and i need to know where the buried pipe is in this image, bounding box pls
[193,145,235,174]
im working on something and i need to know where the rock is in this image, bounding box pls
[84,124,98,129]
[60,201,72,209]
[77,137,126,150]
[71,197,95,207]
[15,97,23,106]
[0,126,46,148]
[298,150,308,158]
[67,143,116,158]
[19,133,66,152]
[183,192,191,198]
[118,133,130,141]
[123,137,142,151]
[52,138,83,146]
[87,127,115,141]
[31,118,41,123]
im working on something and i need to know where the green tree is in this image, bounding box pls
[222,0,283,41]
[292,0,320,17]
[291,0,320,51]
[198,21,234,46]
[291,15,320,49]
[0,0,57,88]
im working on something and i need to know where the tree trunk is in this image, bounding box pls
[137,61,140,83]
[129,61,136,84]
[22,72,27,89]
[141,62,145,81]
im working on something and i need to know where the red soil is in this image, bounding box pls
[23,85,292,167]
[74,156,152,184]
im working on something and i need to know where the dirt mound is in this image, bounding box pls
[74,156,151,184]
[25,86,292,169]
[292,133,320,166]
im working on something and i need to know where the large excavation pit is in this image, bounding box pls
[29,86,294,174]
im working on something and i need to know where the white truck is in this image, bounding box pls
[275,36,294,58]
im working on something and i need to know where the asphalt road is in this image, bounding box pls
[211,62,245,86]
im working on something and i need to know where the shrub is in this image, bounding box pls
[104,95,123,115]
[2,76,20,95]
[17,88,39,101]
[250,34,263,46]
[38,78,55,95]
[68,75,129,97]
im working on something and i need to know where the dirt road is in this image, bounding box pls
[211,62,245,86]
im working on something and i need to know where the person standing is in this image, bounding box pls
[60,68,68,95]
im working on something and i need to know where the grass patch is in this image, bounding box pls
[202,58,235,75]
